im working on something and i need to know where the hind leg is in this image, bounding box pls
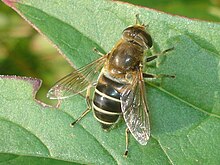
[70,85,92,127]
[124,128,130,157]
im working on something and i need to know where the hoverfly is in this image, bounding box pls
[47,15,174,156]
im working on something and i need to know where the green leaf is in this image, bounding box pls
[1,0,220,164]
[120,0,220,22]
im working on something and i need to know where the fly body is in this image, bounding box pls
[47,15,174,156]
[92,25,152,131]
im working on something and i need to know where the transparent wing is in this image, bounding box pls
[121,69,150,145]
[47,55,107,99]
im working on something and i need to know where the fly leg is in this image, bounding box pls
[93,48,105,57]
[143,73,175,79]
[145,47,175,80]
[146,47,174,62]
[70,85,92,127]
[124,128,130,157]
[143,73,175,87]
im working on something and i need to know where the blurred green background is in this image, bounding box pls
[0,0,220,105]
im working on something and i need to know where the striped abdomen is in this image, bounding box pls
[92,73,125,130]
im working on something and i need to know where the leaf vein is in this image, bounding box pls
[0,116,51,156]
[148,83,220,119]
[151,136,174,165]
[59,110,118,164]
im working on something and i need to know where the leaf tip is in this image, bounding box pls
[0,75,41,90]
[0,75,51,108]
[2,0,19,8]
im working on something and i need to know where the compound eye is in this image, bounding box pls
[145,33,152,48]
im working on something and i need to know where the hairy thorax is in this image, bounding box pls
[106,40,144,78]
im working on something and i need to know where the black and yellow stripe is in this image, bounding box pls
[92,73,125,130]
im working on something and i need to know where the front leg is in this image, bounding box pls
[146,47,174,62]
